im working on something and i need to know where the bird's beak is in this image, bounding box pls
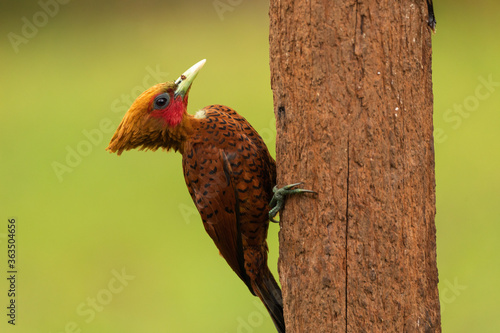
[174,59,206,99]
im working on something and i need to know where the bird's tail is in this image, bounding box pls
[252,267,285,333]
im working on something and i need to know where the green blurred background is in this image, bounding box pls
[0,0,498,332]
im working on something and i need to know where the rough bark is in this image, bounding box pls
[269,1,440,332]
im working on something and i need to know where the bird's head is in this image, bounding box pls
[106,59,206,155]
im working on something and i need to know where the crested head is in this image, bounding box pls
[106,60,206,155]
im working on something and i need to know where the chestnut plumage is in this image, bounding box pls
[107,60,285,332]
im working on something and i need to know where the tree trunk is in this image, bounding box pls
[269,1,440,332]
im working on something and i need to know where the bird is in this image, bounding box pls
[426,0,436,32]
[106,59,313,333]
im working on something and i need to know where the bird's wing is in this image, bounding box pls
[182,144,252,292]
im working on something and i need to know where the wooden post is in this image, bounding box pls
[269,1,441,331]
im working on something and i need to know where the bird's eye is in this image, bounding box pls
[153,93,170,109]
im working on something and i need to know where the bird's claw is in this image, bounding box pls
[269,182,316,223]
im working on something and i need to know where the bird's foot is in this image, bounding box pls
[269,182,316,223]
